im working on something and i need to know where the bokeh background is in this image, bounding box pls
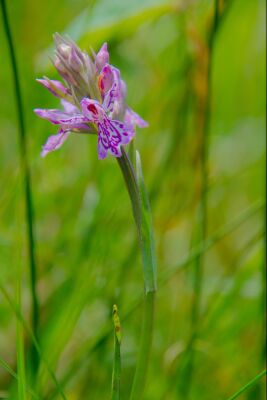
[0,0,266,399]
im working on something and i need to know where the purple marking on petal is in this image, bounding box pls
[34,108,88,126]
[41,129,70,157]
[96,114,135,159]
[80,98,105,123]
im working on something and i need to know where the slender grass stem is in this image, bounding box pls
[179,0,221,395]
[16,277,27,400]
[225,370,266,400]
[0,358,40,400]
[117,148,157,399]
[0,285,67,400]
[192,0,220,334]
[0,0,39,371]
[111,305,121,400]
[130,291,155,400]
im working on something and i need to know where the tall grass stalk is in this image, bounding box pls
[111,305,121,400]
[226,370,266,400]
[0,358,40,400]
[117,148,157,400]
[179,0,221,394]
[16,278,27,400]
[0,285,67,400]
[0,0,39,372]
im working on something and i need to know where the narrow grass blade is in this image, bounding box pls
[111,305,121,400]
[0,357,40,400]
[226,370,266,400]
[0,285,67,400]
[16,279,27,400]
[0,0,39,372]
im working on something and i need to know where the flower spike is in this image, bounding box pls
[35,36,148,158]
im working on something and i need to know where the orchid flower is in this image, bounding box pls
[34,35,148,159]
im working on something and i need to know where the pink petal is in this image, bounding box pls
[34,108,88,125]
[97,117,135,159]
[61,99,79,114]
[124,108,148,129]
[36,78,69,98]
[80,98,105,122]
[41,130,70,157]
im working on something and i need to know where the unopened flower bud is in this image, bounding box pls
[36,78,70,99]
[69,46,84,72]
[54,56,67,74]
[95,42,109,71]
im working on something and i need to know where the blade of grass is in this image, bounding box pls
[0,0,39,372]
[0,357,41,400]
[178,3,232,394]
[16,278,27,400]
[0,285,67,400]
[111,305,121,400]
[225,370,266,400]
[202,228,265,330]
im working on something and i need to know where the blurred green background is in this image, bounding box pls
[0,0,266,399]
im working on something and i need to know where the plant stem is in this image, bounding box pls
[178,1,221,396]
[0,0,39,372]
[225,370,266,400]
[130,291,155,400]
[117,147,156,399]
[111,305,121,400]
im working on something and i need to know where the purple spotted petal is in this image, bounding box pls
[97,117,135,159]
[36,78,69,98]
[124,108,148,129]
[41,129,70,157]
[80,97,135,159]
[34,108,88,125]
[102,82,118,114]
[80,98,106,122]
[95,43,109,71]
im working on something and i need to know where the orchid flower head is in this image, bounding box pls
[34,35,148,159]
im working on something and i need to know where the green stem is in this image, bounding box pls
[225,370,266,400]
[179,0,221,395]
[111,305,121,400]
[130,291,155,400]
[117,148,156,399]
[0,0,39,371]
